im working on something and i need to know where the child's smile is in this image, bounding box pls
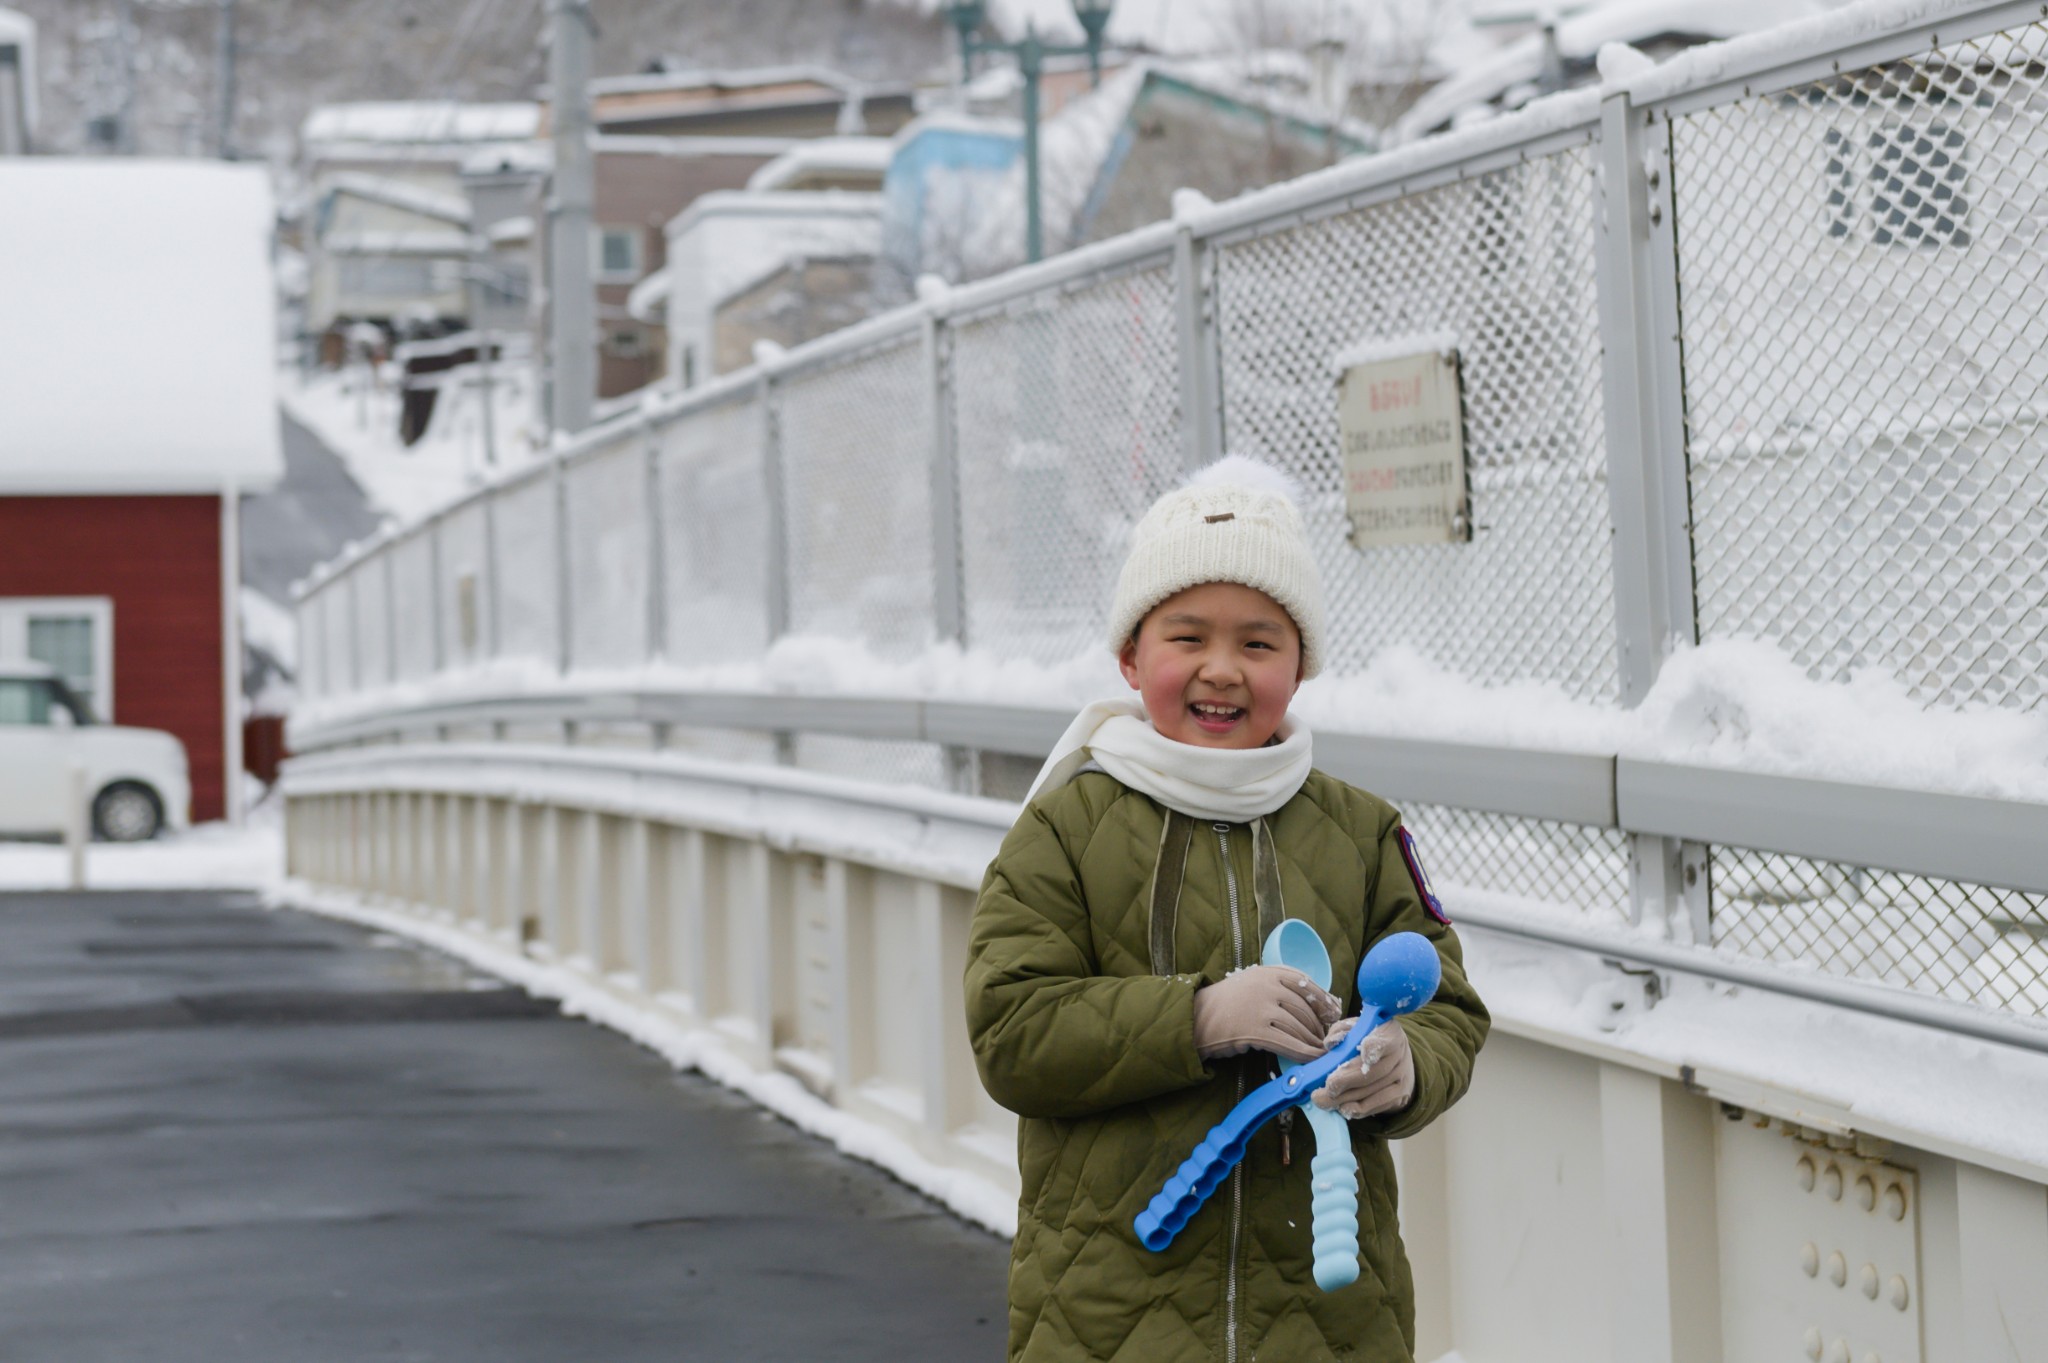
[1119,581,1304,750]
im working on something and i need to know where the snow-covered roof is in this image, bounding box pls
[594,133,802,160]
[658,192,883,326]
[590,64,861,98]
[669,188,886,238]
[321,171,471,226]
[0,161,282,494]
[746,137,894,191]
[303,101,540,148]
[1396,0,1831,139]
[627,266,669,323]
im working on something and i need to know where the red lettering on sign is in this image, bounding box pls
[1369,376,1423,413]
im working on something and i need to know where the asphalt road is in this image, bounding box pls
[0,890,1009,1362]
[242,410,384,606]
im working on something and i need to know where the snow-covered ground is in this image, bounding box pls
[279,358,544,524]
[0,806,284,892]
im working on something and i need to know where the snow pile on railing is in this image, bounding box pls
[292,630,2048,807]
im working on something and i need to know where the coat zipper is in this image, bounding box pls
[1215,822,1244,1363]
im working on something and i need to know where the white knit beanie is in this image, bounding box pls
[1107,455,1328,679]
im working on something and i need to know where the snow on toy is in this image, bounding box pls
[1133,926,1441,1288]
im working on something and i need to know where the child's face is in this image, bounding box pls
[1118,581,1303,750]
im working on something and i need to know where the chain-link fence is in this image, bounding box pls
[1674,22,2048,715]
[951,257,1184,665]
[1670,18,2048,1016]
[775,332,936,659]
[293,4,2048,1029]
[658,391,772,663]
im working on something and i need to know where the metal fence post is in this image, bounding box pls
[925,306,976,794]
[382,544,399,687]
[346,566,363,695]
[1174,222,1223,473]
[645,416,671,750]
[1594,91,1708,941]
[645,417,668,666]
[482,490,502,662]
[760,371,795,765]
[552,452,573,680]
[428,515,446,676]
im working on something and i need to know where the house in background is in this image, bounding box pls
[887,57,1371,286]
[0,160,282,825]
[300,101,540,350]
[0,7,32,155]
[578,135,799,396]
[644,189,884,388]
[308,170,474,351]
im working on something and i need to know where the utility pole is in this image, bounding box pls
[214,0,238,159]
[546,0,596,437]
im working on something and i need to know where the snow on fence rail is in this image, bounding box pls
[291,0,2048,1044]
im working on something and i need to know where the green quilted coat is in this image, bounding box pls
[965,769,1489,1363]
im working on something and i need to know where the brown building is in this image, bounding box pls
[585,136,795,396]
[541,66,918,141]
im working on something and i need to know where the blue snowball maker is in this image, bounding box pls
[1132,929,1441,1257]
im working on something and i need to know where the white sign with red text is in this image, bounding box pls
[1335,348,1470,548]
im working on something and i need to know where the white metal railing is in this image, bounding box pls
[291,0,2048,1048]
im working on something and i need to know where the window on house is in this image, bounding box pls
[28,617,96,718]
[604,329,646,359]
[597,227,643,280]
[1825,120,1972,247]
[0,598,112,721]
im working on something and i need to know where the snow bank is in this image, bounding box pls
[279,359,544,523]
[1616,640,2048,803]
[0,812,283,892]
[302,101,539,147]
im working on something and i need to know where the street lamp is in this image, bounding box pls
[945,0,1115,263]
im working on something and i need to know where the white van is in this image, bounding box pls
[0,662,190,841]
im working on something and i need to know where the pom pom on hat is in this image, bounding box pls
[1108,455,1328,678]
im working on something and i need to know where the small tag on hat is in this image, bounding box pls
[1204,512,1235,523]
[1395,827,1450,924]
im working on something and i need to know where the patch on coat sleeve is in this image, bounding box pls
[1395,826,1450,925]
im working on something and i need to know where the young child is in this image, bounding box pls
[965,456,1489,1363]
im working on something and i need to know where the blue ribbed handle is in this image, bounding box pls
[1134,930,1441,1255]
[1304,1104,1359,1291]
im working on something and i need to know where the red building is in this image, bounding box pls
[0,160,282,824]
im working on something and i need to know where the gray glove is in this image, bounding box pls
[1310,1016,1415,1119]
[1191,966,1342,1064]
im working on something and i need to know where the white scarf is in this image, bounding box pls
[1025,697,1314,823]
